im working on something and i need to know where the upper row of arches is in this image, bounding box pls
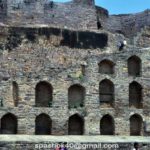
[9,55,142,108]
[99,55,141,76]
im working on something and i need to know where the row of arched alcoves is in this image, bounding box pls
[12,79,143,109]
[98,55,141,76]
[0,113,143,136]
[11,55,142,108]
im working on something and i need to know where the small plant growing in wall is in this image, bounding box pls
[68,104,75,109]
[68,104,76,109]
[80,103,84,108]
[70,102,84,109]
[82,110,87,117]
[48,101,52,107]
[79,73,84,81]
[74,105,77,109]
[76,71,84,81]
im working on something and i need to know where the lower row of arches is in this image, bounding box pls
[0,113,143,136]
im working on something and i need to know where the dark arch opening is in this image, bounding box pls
[100,114,114,135]
[130,114,142,136]
[68,114,84,135]
[1,113,17,134]
[99,59,114,74]
[129,81,142,108]
[35,81,53,107]
[99,79,114,107]
[12,81,19,107]
[35,113,52,135]
[128,56,141,76]
[68,84,85,108]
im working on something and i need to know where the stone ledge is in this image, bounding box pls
[0,135,150,143]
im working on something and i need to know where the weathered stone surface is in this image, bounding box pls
[0,0,150,149]
[145,121,150,132]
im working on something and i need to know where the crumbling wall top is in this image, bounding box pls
[73,0,95,6]
[0,0,97,30]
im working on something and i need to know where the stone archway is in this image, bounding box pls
[130,114,142,136]
[99,59,114,74]
[1,113,17,134]
[68,114,84,135]
[128,55,141,76]
[99,79,114,107]
[35,113,52,135]
[100,114,114,135]
[35,81,53,107]
[68,84,85,108]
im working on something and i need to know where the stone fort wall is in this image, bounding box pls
[0,0,150,143]
[0,26,150,136]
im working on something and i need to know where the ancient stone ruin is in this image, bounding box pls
[0,0,150,149]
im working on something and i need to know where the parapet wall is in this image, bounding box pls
[0,0,97,30]
[105,9,150,38]
[1,0,150,39]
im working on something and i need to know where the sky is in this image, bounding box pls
[52,0,150,15]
